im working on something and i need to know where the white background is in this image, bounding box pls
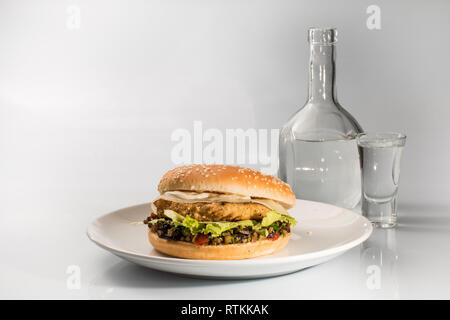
[1,0,449,299]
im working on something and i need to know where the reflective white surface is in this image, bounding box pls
[1,196,449,299]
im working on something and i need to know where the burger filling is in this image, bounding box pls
[143,209,296,246]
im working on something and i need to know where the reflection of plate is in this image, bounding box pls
[87,199,372,279]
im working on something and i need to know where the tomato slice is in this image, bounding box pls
[194,234,210,245]
[270,233,280,241]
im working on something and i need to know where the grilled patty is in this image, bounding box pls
[153,198,271,222]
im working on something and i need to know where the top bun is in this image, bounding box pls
[158,165,296,209]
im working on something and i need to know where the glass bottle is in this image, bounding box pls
[279,28,363,209]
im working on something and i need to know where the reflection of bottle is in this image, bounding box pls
[279,28,362,209]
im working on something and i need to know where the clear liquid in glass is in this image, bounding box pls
[289,139,361,208]
[279,28,363,209]
[358,133,406,228]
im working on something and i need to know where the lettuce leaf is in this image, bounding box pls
[182,215,203,235]
[162,209,297,237]
[203,220,255,237]
[266,210,297,227]
[281,214,297,227]
[163,209,185,223]
[261,210,281,227]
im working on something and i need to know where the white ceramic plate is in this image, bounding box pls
[87,199,372,279]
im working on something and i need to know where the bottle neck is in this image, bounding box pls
[307,43,337,103]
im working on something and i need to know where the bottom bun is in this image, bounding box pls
[148,230,291,260]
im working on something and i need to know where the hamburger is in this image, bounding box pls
[143,164,297,260]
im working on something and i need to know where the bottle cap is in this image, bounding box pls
[308,28,338,45]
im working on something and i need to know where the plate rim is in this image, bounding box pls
[87,200,373,266]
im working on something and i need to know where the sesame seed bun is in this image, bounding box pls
[158,165,296,209]
[148,229,291,260]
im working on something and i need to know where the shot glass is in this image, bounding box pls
[357,132,406,228]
